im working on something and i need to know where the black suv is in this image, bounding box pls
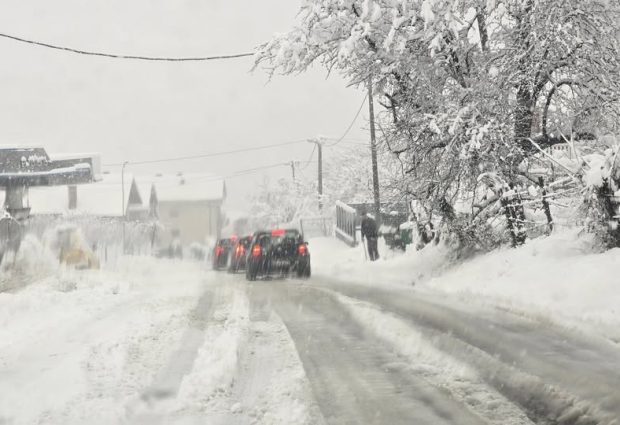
[245,229,311,281]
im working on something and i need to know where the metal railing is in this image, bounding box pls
[335,201,358,247]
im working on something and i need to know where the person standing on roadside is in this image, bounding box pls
[361,208,380,261]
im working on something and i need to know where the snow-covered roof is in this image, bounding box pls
[26,173,135,216]
[143,173,226,203]
[0,171,225,217]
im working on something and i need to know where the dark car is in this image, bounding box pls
[212,237,234,270]
[228,235,253,273]
[245,228,311,281]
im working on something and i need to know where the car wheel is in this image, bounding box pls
[296,263,311,279]
[246,265,257,281]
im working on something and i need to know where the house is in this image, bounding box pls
[145,173,226,247]
[25,173,147,218]
[10,171,226,249]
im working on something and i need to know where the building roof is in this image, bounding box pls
[25,173,136,217]
[1,171,225,217]
[143,173,226,203]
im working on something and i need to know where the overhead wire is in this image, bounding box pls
[0,31,254,62]
[103,140,307,166]
[299,144,316,171]
[325,94,368,147]
[106,162,290,189]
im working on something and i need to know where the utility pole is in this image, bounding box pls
[307,138,323,211]
[368,76,381,227]
[121,161,129,254]
[289,160,297,183]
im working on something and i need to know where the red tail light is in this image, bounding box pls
[271,228,285,236]
[215,246,224,256]
[298,244,307,255]
[251,244,262,257]
[236,245,246,257]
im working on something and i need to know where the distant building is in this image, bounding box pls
[146,173,226,246]
[24,173,144,218]
[14,172,226,248]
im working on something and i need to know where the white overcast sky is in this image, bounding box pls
[0,0,369,211]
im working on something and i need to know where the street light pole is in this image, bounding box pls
[307,139,323,211]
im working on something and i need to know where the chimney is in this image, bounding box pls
[68,185,77,210]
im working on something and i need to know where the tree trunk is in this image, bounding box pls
[514,86,534,148]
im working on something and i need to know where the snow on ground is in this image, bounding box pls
[310,230,620,338]
[0,256,209,425]
[0,246,318,425]
[329,291,533,425]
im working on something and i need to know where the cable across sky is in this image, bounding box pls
[0,31,254,61]
[103,140,308,166]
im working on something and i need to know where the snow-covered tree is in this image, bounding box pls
[248,177,319,230]
[255,0,620,247]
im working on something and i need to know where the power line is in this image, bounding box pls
[325,94,368,147]
[103,140,307,166]
[300,144,316,170]
[0,31,254,62]
[136,161,308,187]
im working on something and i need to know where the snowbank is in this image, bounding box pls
[310,236,451,287]
[310,231,620,337]
[0,255,209,425]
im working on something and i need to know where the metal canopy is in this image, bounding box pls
[0,146,99,187]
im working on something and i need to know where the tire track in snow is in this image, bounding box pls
[265,281,488,425]
[220,282,325,425]
[140,287,215,401]
[318,280,620,425]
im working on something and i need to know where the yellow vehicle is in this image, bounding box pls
[56,225,100,270]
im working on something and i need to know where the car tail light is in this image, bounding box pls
[215,246,224,256]
[271,229,285,236]
[298,244,307,255]
[236,245,246,257]
[251,244,262,257]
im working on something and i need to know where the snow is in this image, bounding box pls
[0,256,209,424]
[141,173,226,202]
[331,291,533,425]
[310,230,620,338]
[25,173,133,216]
[11,172,225,218]
[0,241,316,425]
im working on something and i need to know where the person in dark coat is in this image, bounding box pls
[360,209,379,261]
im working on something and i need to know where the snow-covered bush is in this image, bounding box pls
[579,144,620,248]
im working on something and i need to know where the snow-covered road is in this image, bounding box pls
[1,254,619,424]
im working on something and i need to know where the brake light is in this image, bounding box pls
[215,246,224,256]
[271,229,285,236]
[251,244,262,257]
[236,244,246,257]
[230,234,238,241]
[298,244,307,255]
